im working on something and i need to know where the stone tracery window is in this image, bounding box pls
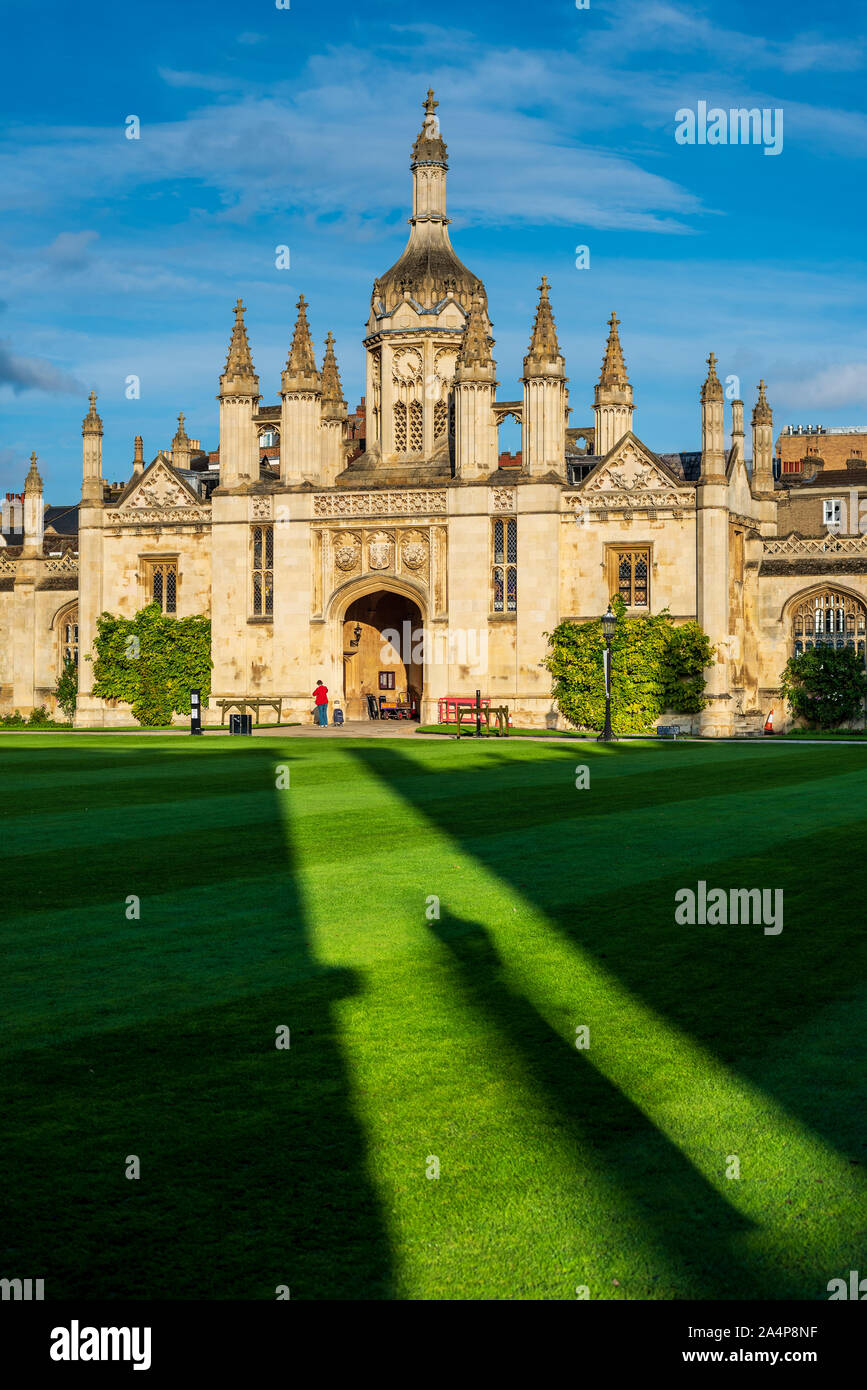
[394,401,407,452]
[59,605,78,670]
[409,400,423,453]
[792,590,867,657]
[492,518,517,612]
[145,559,178,613]
[606,547,650,608]
[251,524,274,617]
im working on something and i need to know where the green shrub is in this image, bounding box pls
[780,647,867,729]
[544,598,715,735]
[55,658,78,719]
[90,603,212,728]
[0,710,27,728]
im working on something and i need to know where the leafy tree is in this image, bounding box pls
[90,603,212,727]
[780,647,867,729]
[55,657,78,719]
[544,597,715,735]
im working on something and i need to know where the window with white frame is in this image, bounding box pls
[824,499,842,529]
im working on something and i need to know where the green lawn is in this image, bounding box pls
[2,734,865,1300]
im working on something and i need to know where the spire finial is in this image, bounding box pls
[82,389,103,436]
[424,87,438,114]
[752,378,772,425]
[524,276,562,372]
[221,297,258,390]
[25,451,43,494]
[321,331,345,414]
[701,351,723,402]
[457,287,495,375]
[284,294,321,384]
[597,310,629,390]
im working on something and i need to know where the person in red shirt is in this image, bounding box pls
[313,680,329,727]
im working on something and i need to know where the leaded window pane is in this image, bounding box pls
[507,567,517,611]
[493,520,504,564]
[506,519,517,564]
[493,567,504,612]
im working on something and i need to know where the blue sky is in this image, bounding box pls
[1,0,866,500]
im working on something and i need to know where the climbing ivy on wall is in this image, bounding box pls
[544,597,716,735]
[90,603,212,727]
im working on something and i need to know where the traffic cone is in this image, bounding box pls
[763,708,775,736]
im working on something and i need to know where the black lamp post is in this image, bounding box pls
[598,604,617,743]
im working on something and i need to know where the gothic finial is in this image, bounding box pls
[285,294,320,380]
[222,298,258,388]
[82,389,103,436]
[457,288,494,373]
[25,451,43,494]
[701,351,723,402]
[597,311,629,390]
[752,378,773,425]
[424,87,438,114]
[321,332,346,414]
[524,276,562,371]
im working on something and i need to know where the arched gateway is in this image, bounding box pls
[334,583,425,721]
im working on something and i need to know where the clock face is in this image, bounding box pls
[394,348,422,381]
[435,349,458,382]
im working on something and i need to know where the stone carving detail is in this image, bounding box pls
[368,530,394,570]
[251,495,273,519]
[0,552,16,573]
[586,447,668,494]
[763,533,867,557]
[313,491,447,517]
[46,552,79,573]
[333,533,362,571]
[565,490,689,515]
[400,530,428,570]
[126,464,195,510]
[492,488,516,511]
[116,507,210,525]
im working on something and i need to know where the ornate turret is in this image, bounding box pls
[455,290,495,380]
[700,353,725,480]
[81,390,103,503]
[523,277,564,378]
[751,379,774,494]
[133,435,144,475]
[282,295,321,391]
[321,333,346,420]
[522,278,567,479]
[371,90,484,317]
[593,312,633,454]
[319,332,347,486]
[220,298,259,397]
[22,452,44,556]
[454,290,498,479]
[172,412,192,471]
[281,295,322,484]
[218,301,259,486]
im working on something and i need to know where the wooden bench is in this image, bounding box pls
[456,705,510,738]
[216,697,284,726]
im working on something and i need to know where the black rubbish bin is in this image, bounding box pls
[229,713,253,736]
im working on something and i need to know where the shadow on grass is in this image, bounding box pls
[352,739,867,1294]
[0,739,392,1299]
[429,908,765,1298]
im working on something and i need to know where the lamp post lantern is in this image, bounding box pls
[598,604,617,743]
